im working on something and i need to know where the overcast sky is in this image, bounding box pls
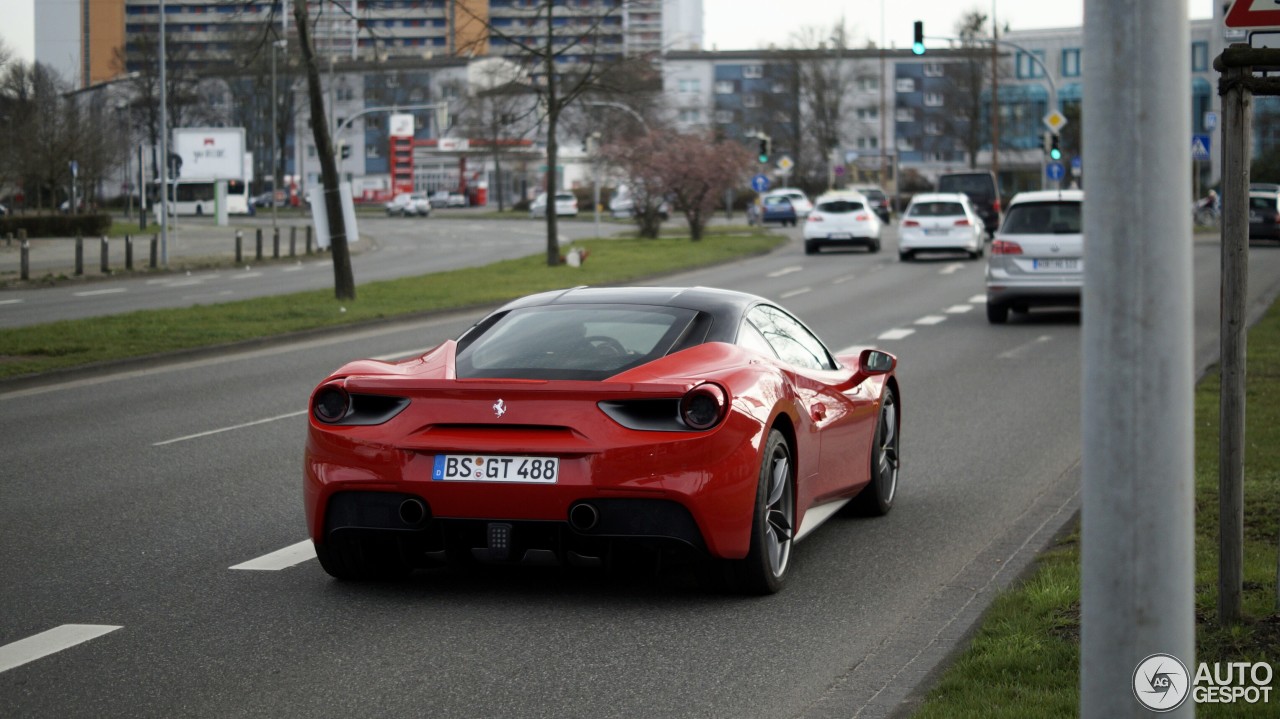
[0,1,1216,63]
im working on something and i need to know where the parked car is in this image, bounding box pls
[303,286,902,594]
[429,190,452,208]
[530,192,579,218]
[803,191,882,254]
[985,190,1084,324]
[898,193,985,261]
[609,186,670,220]
[937,171,1001,237]
[1248,189,1280,241]
[447,192,468,208]
[758,195,798,226]
[850,184,892,223]
[385,193,431,217]
[765,188,813,218]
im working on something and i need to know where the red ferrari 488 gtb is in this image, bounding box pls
[304,286,901,594]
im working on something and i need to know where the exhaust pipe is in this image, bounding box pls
[568,503,600,531]
[398,497,427,526]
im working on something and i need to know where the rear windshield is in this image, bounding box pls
[456,305,699,381]
[817,200,865,213]
[859,190,886,201]
[1249,196,1277,212]
[556,194,575,201]
[937,174,995,198]
[908,202,965,217]
[1001,201,1083,234]
[764,196,792,207]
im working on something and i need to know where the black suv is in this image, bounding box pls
[937,171,1000,237]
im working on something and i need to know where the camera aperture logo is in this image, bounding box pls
[1133,653,1190,712]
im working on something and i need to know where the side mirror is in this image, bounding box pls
[859,349,896,374]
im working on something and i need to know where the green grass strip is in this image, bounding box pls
[911,302,1280,718]
[0,229,784,379]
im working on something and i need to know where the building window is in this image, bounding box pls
[1062,48,1081,78]
[896,107,916,122]
[743,64,764,78]
[771,81,788,94]
[896,77,916,93]
[678,108,702,123]
[714,109,734,123]
[923,63,944,77]
[925,120,943,135]
[1017,50,1046,79]
[858,77,879,92]
[856,107,878,121]
[857,136,879,149]
[714,80,734,94]
[923,92,944,107]
[1192,41,1208,72]
[678,78,701,93]
[896,138,915,152]
[743,93,761,108]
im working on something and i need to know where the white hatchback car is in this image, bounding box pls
[530,192,579,218]
[898,192,985,261]
[985,190,1084,324]
[803,191,883,254]
[767,188,814,218]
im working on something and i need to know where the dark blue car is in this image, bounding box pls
[760,195,798,226]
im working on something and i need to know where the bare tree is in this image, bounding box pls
[658,133,752,241]
[598,131,670,239]
[792,21,857,188]
[458,0,633,266]
[0,62,73,210]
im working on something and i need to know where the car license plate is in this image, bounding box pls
[1032,258,1080,271]
[432,455,559,483]
[923,228,948,236]
[828,233,851,239]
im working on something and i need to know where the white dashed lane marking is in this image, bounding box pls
[0,625,122,674]
[999,335,1054,359]
[945,304,973,313]
[939,263,966,275]
[767,266,804,278]
[781,287,811,299]
[914,315,947,325]
[73,288,127,297]
[230,540,316,571]
[832,274,856,284]
[0,299,23,306]
[877,328,916,340]
[969,295,987,304]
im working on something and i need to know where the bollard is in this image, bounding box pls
[75,234,84,276]
[306,225,313,254]
[235,230,243,264]
[150,234,158,269]
[255,228,264,261]
[5,231,11,248]
[100,236,109,274]
[126,235,133,270]
[20,239,29,280]
[289,226,297,257]
[273,227,280,259]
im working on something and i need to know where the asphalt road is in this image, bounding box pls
[0,214,623,329]
[2,228,1279,718]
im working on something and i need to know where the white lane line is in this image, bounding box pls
[181,291,235,301]
[230,540,316,571]
[939,263,966,275]
[0,625,122,674]
[0,299,23,306]
[968,294,987,304]
[230,272,263,280]
[914,315,947,326]
[945,304,973,313]
[73,288,127,297]
[781,287,812,299]
[767,266,804,278]
[832,274,857,284]
[281,265,305,273]
[153,410,307,446]
[877,328,915,340]
[164,279,207,288]
[999,335,1054,359]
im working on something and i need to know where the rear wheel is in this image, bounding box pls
[730,430,794,595]
[899,250,913,262]
[804,241,818,255]
[986,301,1009,324]
[851,386,899,516]
[868,239,881,253]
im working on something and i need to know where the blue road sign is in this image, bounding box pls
[1046,161,1066,181]
[751,174,771,192]
[1071,156,1083,172]
[1192,134,1211,161]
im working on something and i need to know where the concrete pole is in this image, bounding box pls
[1218,61,1250,625]
[158,0,170,266]
[1080,1,1195,717]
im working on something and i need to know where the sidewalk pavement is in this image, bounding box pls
[0,216,333,281]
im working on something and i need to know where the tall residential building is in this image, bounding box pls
[36,1,696,89]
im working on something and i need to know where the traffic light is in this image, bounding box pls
[1049,134,1062,161]
[912,21,925,55]
[758,136,771,164]
[340,145,351,160]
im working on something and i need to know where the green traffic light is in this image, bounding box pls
[1050,148,1061,161]
[758,155,769,164]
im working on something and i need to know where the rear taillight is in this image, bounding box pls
[855,213,869,221]
[991,240,1023,255]
[993,198,1002,213]
[680,384,728,431]
[954,219,971,226]
[313,385,351,423]
[902,220,920,227]
[807,214,823,222]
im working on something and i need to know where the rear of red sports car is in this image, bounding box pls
[304,337,780,581]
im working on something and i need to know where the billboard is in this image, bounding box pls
[173,127,246,180]
[389,113,415,138]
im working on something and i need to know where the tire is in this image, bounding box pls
[968,249,981,260]
[899,250,913,262]
[804,241,817,255]
[850,386,899,516]
[315,536,413,581]
[986,301,1009,324]
[729,429,795,595]
[868,239,881,253]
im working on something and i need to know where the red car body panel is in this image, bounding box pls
[304,337,895,562]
